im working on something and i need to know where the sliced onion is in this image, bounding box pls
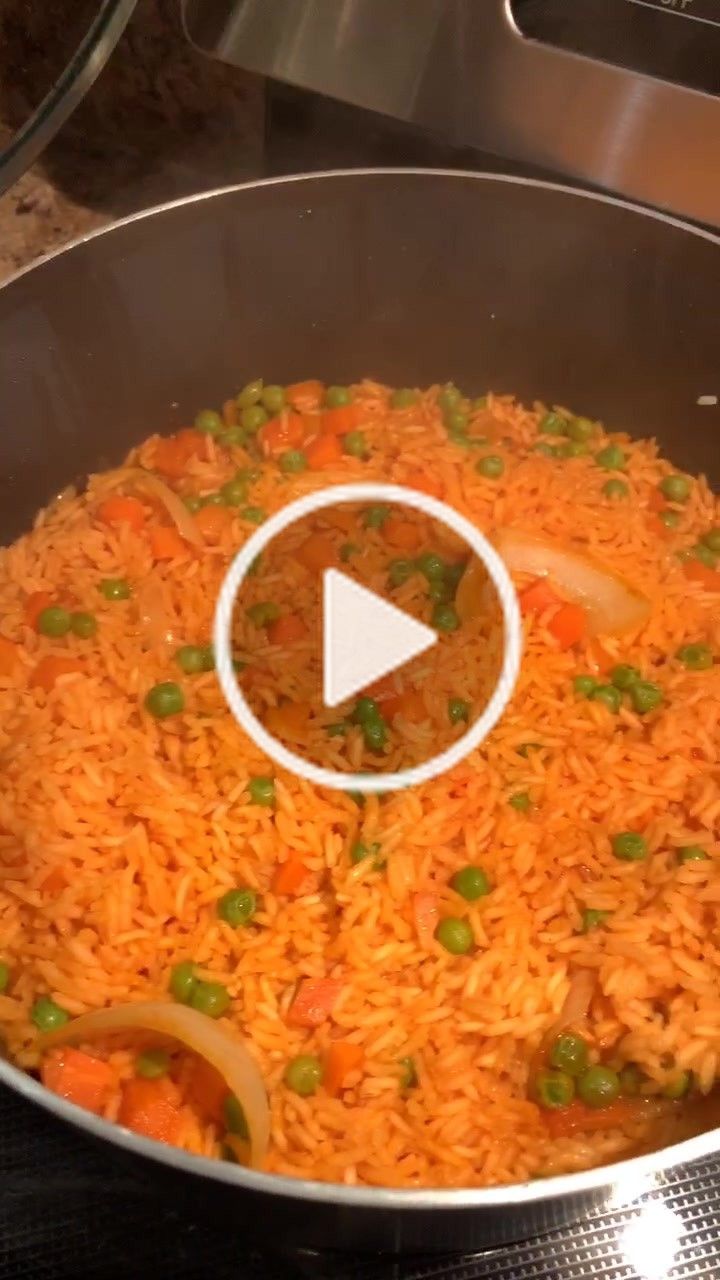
[99,468,202,548]
[554,968,595,1033]
[493,528,651,636]
[39,1001,270,1169]
[135,580,177,652]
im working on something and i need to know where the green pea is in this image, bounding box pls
[136,1049,170,1080]
[363,717,387,752]
[169,960,198,1004]
[619,1063,645,1096]
[595,445,627,471]
[472,396,488,411]
[702,528,720,554]
[144,682,184,719]
[201,492,224,507]
[284,1054,323,1096]
[438,384,462,414]
[538,412,567,436]
[476,455,504,479]
[353,697,379,724]
[444,562,466,592]
[509,792,531,812]
[534,442,557,458]
[432,603,460,633]
[678,845,709,863]
[450,866,490,901]
[0,962,9,993]
[175,644,212,675]
[677,643,712,670]
[248,776,275,806]
[398,1056,418,1090]
[261,385,286,415]
[660,474,691,503]
[247,553,262,576]
[37,606,71,637]
[558,440,588,458]
[445,410,468,437]
[535,1069,575,1109]
[31,996,69,1032]
[276,448,307,476]
[581,908,610,933]
[340,542,359,562]
[391,388,419,410]
[183,495,203,513]
[603,478,629,500]
[350,840,383,867]
[343,431,367,458]
[428,579,453,605]
[610,664,640,690]
[577,1065,620,1108]
[388,558,414,587]
[99,578,131,601]
[364,504,389,529]
[612,831,647,861]
[691,542,718,568]
[219,426,246,448]
[590,684,622,714]
[195,409,223,435]
[326,721,348,737]
[70,611,97,639]
[549,1032,589,1077]
[240,405,268,434]
[434,916,474,954]
[345,790,366,807]
[217,887,257,928]
[416,552,445,582]
[573,674,598,698]
[448,697,470,725]
[190,981,230,1019]
[325,385,353,408]
[567,417,594,443]
[663,1070,692,1100]
[239,504,265,524]
[236,379,264,408]
[220,478,248,507]
[659,508,681,529]
[224,1094,249,1138]
[629,680,663,715]
[246,601,280,628]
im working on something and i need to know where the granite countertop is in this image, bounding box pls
[0,0,265,283]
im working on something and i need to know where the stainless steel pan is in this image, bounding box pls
[0,170,718,1254]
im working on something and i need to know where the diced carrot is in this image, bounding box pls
[152,429,205,479]
[381,690,427,723]
[324,1041,363,1097]
[40,866,67,894]
[97,495,146,533]
[548,602,588,649]
[222,398,239,427]
[321,507,356,534]
[295,533,338,573]
[0,636,20,677]
[647,488,666,513]
[265,700,311,742]
[404,470,444,499]
[413,892,439,947]
[543,1098,645,1138]
[148,526,188,561]
[320,404,360,436]
[272,854,312,896]
[382,518,422,552]
[30,656,83,692]
[259,412,306,457]
[518,577,561,615]
[587,638,613,674]
[683,559,720,590]
[24,591,54,630]
[185,1056,227,1127]
[288,977,343,1028]
[305,433,343,470]
[267,614,308,646]
[42,1048,116,1116]
[647,515,670,538]
[193,505,234,541]
[118,1076,182,1144]
[285,380,325,412]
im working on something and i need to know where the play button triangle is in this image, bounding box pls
[322,568,438,708]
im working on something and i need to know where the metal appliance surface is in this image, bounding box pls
[182,0,720,226]
[0,170,718,1254]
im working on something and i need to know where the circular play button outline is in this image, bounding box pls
[213,482,521,794]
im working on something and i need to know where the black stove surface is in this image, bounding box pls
[3,1082,720,1280]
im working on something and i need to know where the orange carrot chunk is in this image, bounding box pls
[380,690,427,723]
[321,404,360,436]
[288,977,343,1028]
[97,495,146,533]
[518,577,561,615]
[285,380,325,412]
[0,636,20,677]
[305,434,343,470]
[30,656,83,692]
[152,429,206,479]
[148,526,188,561]
[404,470,444,499]
[24,591,54,630]
[265,701,311,742]
[382,518,422,553]
[185,1056,227,1128]
[259,412,306,456]
[683,559,720,590]
[118,1076,182,1144]
[548,602,589,649]
[193,505,234,541]
[324,1041,363,1097]
[295,533,338,574]
[272,854,312,896]
[42,1048,116,1116]
[413,892,439,947]
[267,613,308,646]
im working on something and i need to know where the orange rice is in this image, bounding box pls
[0,379,719,1188]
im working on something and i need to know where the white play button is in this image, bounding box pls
[322,568,437,708]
